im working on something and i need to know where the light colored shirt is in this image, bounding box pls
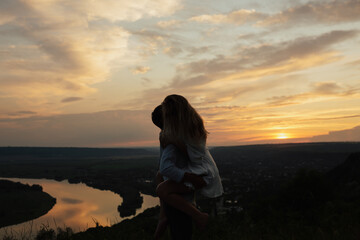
[159,142,223,199]
[159,144,187,183]
[159,144,194,202]
[186,142,224,198]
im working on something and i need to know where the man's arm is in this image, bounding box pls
[160,145,207,189]
[159,144,185,183]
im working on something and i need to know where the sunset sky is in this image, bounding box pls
[0,0,359,147]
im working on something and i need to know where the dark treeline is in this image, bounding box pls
[0,179,43,192]
[0,147,157,159]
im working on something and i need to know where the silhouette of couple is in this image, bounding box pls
[152,94,223,240]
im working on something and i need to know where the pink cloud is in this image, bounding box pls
[311,125,360,142]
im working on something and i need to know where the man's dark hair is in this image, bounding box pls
[152,105,163,129]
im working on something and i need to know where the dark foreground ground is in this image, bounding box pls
[1,142,360,239]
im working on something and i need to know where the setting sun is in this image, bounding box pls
[276,133,289,139]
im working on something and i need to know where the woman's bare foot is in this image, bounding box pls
[154,217,168,239]
[195,212,209,231]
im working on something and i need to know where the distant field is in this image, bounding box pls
[0,146,158,160]
[0,147,159,178]
[0,155,158,175]
[1,142,360,179]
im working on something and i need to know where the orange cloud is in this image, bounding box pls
[189,9,266,25]
[0,110,158,147]
[258,0,360,26]
[311,125,360,142]
[168,30,357,90]
[157,20,183,29]
[218,52,341,83]
[0,0,182,115]
[188,0,360,27]
[132,66,151,75]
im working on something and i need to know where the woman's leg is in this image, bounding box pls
[156,180,209,229]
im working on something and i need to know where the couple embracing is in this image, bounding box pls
[151,94,223,240]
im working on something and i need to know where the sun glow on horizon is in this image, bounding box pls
[276,133,290,139]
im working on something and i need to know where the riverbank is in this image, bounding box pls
[0,147,159,219]
[0,177,159,239]
[0,180,56,228]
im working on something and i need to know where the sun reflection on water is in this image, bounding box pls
[0,178,159,237]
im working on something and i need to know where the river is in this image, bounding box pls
[0,178,159,237]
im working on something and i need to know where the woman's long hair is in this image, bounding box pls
[161,94,208,145]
